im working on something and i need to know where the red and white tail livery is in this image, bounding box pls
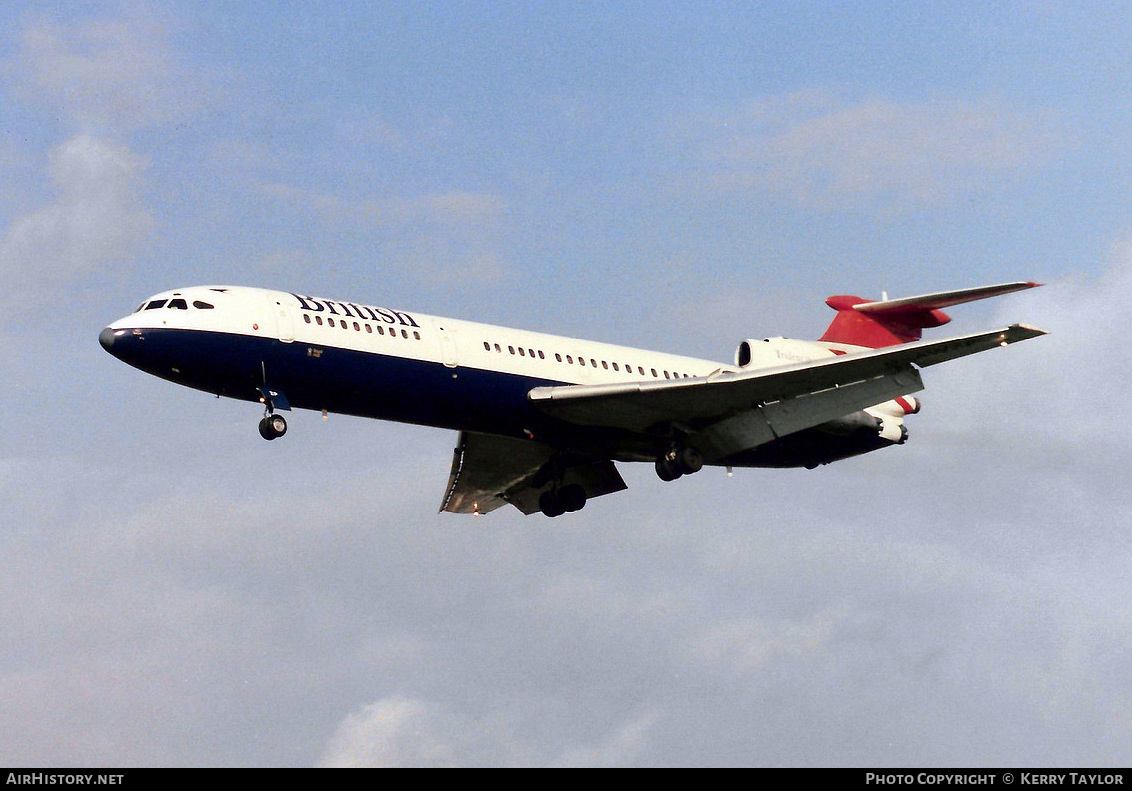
[819,281,1042,348]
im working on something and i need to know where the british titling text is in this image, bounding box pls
[291,294,420,328]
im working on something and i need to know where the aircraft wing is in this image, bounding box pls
[528,324,1045,457]
[440,431,627,516]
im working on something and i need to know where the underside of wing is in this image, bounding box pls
[527,324,1046,458]
[440,431,627,516]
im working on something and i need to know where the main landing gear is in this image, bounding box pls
[539,483,587,518]
[655,446,703,482]
[258,412,287,440]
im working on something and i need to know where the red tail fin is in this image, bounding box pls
[819,282,1041,348]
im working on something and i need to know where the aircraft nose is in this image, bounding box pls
[99,326,116,352]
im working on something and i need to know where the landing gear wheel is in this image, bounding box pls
[560,484,586,513]
[676,447,703,474]
[539,490,566,518]
[656,446,703,480]
[258,413,287,440]
[655,456,682,482]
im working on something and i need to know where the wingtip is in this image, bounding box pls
[1007,322,1049,340]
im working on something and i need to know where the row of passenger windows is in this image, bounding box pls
[481,340,691,379]
[138,298,214,311]
[302,312,421,340]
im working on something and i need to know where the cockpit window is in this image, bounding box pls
[135,303,146,313]
[192,300,214,309]
[145,300,167,310]
[167,298,188,310]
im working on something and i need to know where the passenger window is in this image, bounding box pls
[413,331,420,340]
[353,322,360,331]
[328,318,335,327]
[402,329,409,338]
[566,355,573,364]
[303,314,312,324]
[651,368,658,377]
[192,300,214,310]
[579,357,586,366]
[484,341,491,351]
[590,359,597,367]
[518,347,525,356]
[612,363,619,371]
[555,353,562,362]
[538,350,545,359]
[316,315,323,326]
[664,371,670,379]
[638,366,645,375]
[377,326,384,335]
[508,346,515,354]
[366,324,372,333]
[494,343,501,352]
[602,361,608,370]
[528,348,535,358]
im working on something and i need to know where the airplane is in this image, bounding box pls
[99,281,1045,517]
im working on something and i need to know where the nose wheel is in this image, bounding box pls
[255,386,291,441]
[259,413,287,440]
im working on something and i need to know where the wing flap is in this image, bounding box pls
[440,432,554,515]
[440,431,627,516]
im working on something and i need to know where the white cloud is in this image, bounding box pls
[0,135,153,293]
[9,11,195,133]
[921,235,1132,447]
[552,711,657,767]
[687,91,1063,210]
[316,696,530,768]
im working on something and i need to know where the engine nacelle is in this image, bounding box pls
[735,337,833,368]
[866,398,920,444]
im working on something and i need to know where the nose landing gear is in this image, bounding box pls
[255,386,291,441]
[259,412,287,440]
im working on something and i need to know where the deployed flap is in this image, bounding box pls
[528,324,1046,436]
[440,431,627,516]
[440,432,553,515]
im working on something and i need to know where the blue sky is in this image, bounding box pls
[2,1,1131,766]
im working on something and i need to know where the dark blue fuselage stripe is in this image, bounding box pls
[109,327,892,468]
[112,328,594,442]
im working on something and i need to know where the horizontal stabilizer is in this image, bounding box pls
[820,281,1042,348]
[852,282,1041,314]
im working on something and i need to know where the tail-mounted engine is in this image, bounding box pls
[736,337,832,368]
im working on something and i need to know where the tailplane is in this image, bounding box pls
[819,281,1041,348]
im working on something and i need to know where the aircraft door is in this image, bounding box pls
[267,294,295,343]
[437,325,458,368]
